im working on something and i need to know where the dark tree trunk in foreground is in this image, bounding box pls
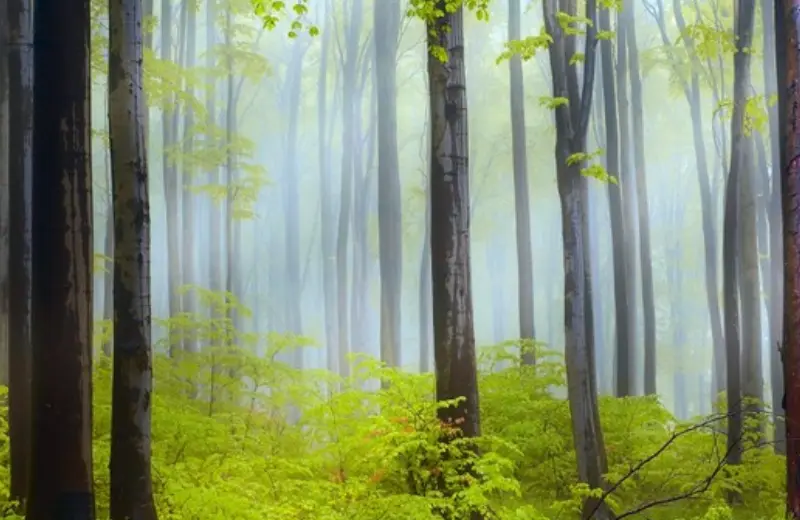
[778,0,800,515]
[375,0,403,369]
[7,0,33,507]
[427,3,480,438]
[108,0,158,517]
[543,0,611,518]
[27,0,95,517]
[508,0,536,364]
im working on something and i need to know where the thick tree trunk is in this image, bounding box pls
[375,0,402,369]
[0,0,9,386]
[6,0,33,506]
[427,0,481,458]
[776,0,800,514]
[108,0,157,515]
[625,0,657,395]
[508,0,536,364]
[599,5,632,398]
[27,0,95,516]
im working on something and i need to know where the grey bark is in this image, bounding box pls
[108,0,157,514]
[375,0,403,368]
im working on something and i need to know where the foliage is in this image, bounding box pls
[0,300,786,519]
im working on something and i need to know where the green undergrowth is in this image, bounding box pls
[0,294,785,519]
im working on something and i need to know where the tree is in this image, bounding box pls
[776,0,800,514]
[426,1,480,437]
[623,0,656,396]
[507,0,535,365]
[598,2,632,397]
[375,0,403,368]
[541,0,612,516]
[107,0,158,517]
[6,0,33,507]
[26,0,95,516]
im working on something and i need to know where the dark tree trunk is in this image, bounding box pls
[0,0,9,387]
[27,0,95,516]
[777,0,800,514]
[427,2,480,437]
[6,0,33,506]
[108,0,157,515]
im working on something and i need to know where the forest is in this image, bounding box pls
[0,0,798,518]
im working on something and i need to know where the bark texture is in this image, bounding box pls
[27,0,95,516]
[107,0,158,517]
[6,0,33,506]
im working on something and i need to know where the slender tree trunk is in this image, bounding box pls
[6,0,33,506]
[599,5,631,398]
[625,0,656,395]
[181,0,197,352]
[336,0,363,377]
[508,0,535,364]
[615,11,639,395]
[27,0,95,516]
[317,5,338,374]
[762,0,785,454]
[542,0,611,517]
[206,0,222,298]
[419,181,433,373]
[375,0,402,368]
[108,0,158,514]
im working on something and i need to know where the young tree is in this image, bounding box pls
[107,0,158,517]
[26,0,95,517]
[6,0,33,506]
[375,0,403,368]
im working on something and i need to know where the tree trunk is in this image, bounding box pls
[427,0,481,448]
[0,0,9,387]
[598,4,632,398]
[6,0,33,506]
[108,0,158,514]
[181,0,198,353]
[761,0,785,454]
[624,0,657,395]
[542,0,611,518]
[375,0,402,369]
[508,0,535,364]
[615,11,639,395]
[317,5,338,374]
[161,0,181,357]
[206,0,222,298]
[282,38,307,349]
[776,0,800,514]
[336,0,363,377]
[419,181,433,373]
[27,0,95,516]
